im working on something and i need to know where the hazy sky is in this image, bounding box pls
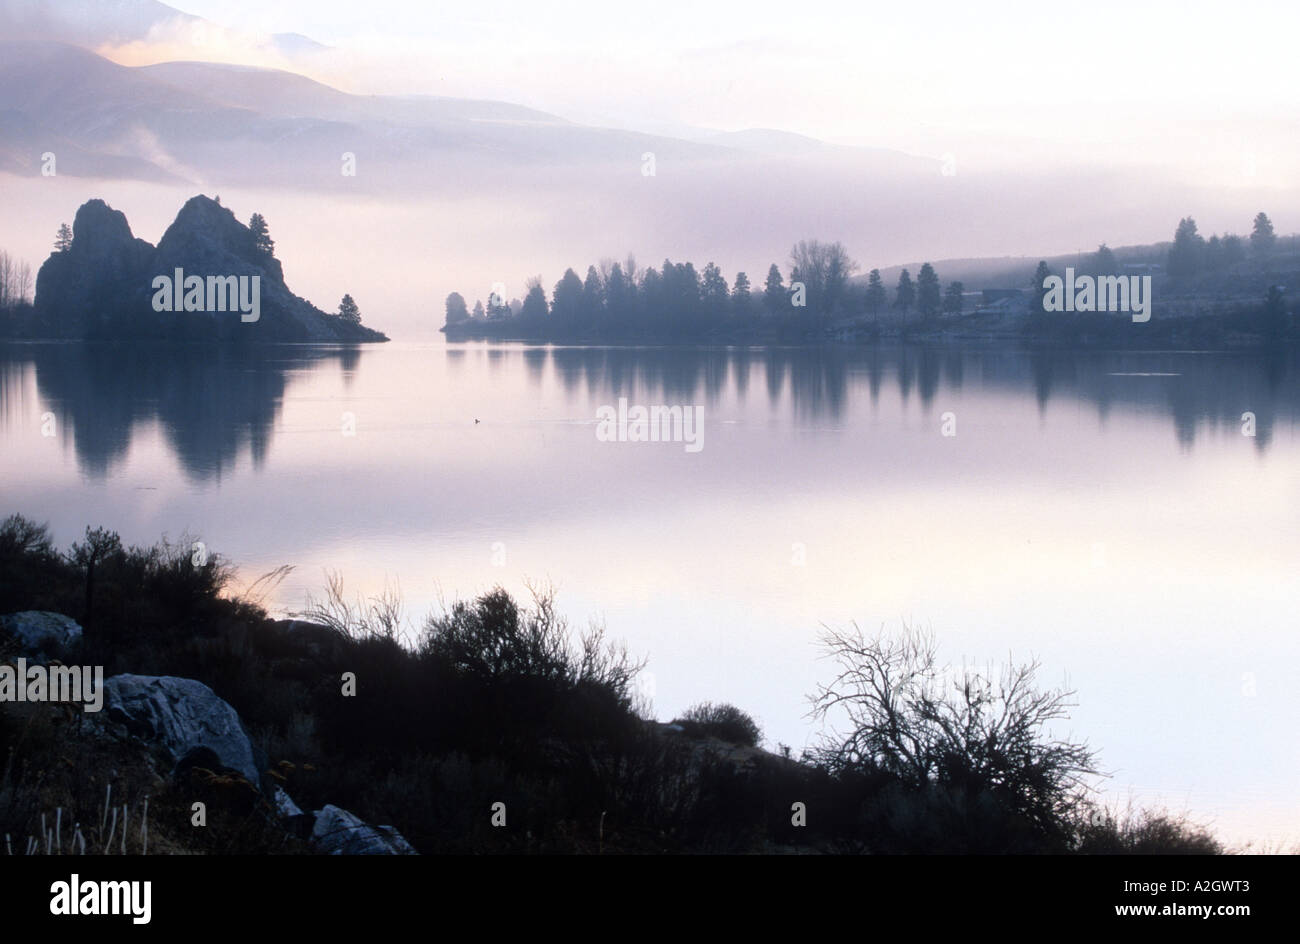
[129,1,1299,183]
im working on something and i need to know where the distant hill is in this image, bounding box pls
[134,59,565,126]
[29,195,388,341]
[861,235,1300,296]
[0,0,332,55]
[0,0,201,47]
[866,243,1174,293]
[0,41,742,188]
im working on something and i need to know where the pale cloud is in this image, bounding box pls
[97,17,312,72]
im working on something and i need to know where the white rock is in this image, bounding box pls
[0,611,83,661]
[310,804,417,855]
[104,674,265,789]
[274,787,303,818]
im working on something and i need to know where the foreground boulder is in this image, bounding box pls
[0,611,82,661]
[310,804,417,855]
[104,674,266,790]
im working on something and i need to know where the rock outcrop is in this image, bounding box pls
[103,674,268,791]
[0,611,83,661]
[275,787,304,819]
[309,804,418,855]
[2,609,421,853]
[100,674,417,853]
[34,196,388,342]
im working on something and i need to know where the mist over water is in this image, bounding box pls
[3,339,1296,846]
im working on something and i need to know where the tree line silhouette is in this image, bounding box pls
[445,240,972,339]
[446,211,1293,341]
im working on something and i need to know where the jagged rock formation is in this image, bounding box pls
[34,195,388,341]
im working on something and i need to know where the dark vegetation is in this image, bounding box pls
[1,514,1225,854]
[443,213,1299,348]
[672,702,763,748]
[0,249,35,336]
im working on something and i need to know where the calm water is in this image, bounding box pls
[2,340,1297,846]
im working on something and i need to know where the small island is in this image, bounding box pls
[2,195,388,342]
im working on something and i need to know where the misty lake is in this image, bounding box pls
[1,340,1297,846]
